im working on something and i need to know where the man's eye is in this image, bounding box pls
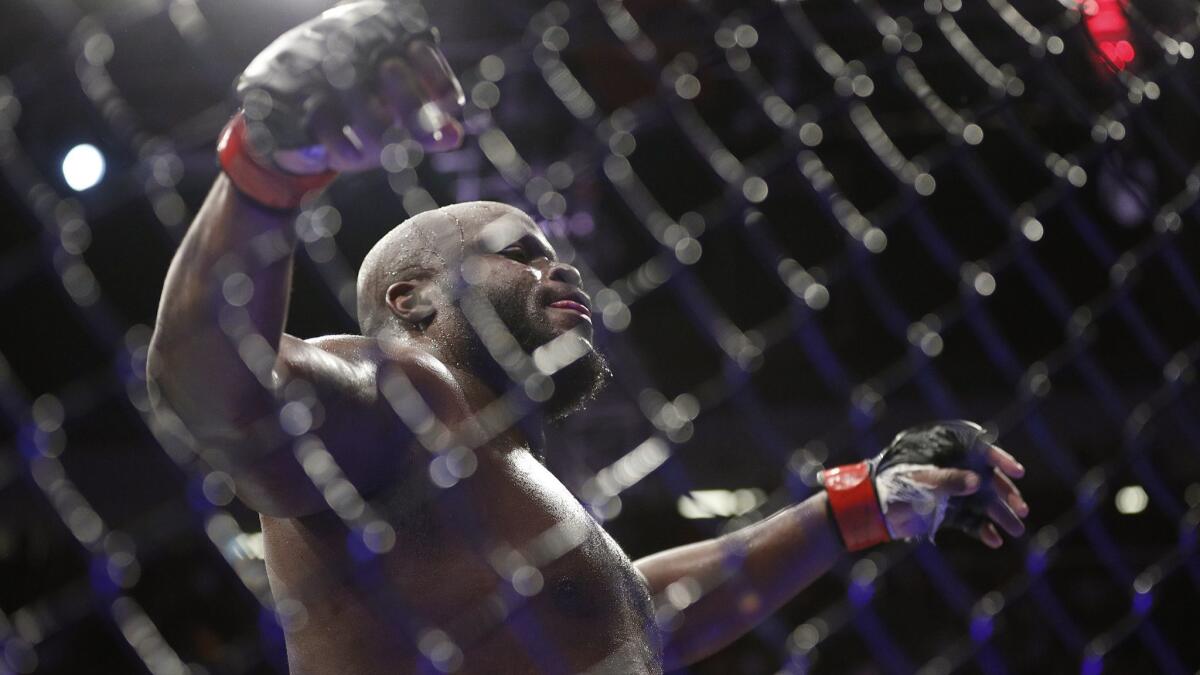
[502,247,529,262]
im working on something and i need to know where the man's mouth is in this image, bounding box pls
[548,299,591,318]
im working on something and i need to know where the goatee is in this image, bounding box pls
[541,341,611,422]
[487,286,612,421]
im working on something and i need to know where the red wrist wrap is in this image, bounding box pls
[824,461,890,551]
[217,112,337,211]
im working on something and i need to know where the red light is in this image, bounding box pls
[1114,40,1134,62]
[1081,0,1135,72]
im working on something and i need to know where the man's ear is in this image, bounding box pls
[386,279,438,328]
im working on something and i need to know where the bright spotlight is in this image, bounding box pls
[62,144,106,191]
[1114,485,1148,515]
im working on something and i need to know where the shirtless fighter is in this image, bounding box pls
[147,2,1029,673]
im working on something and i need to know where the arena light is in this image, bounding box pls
[1114,485,1148,515]
[677,489,767,519]
[1080,0,1135,72]
[227,531,265,560]
[62,144,106,191]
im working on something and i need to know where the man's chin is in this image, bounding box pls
[499,303,608,420]
[542,348,611,423]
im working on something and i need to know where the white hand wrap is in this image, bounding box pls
[875,463,949,542]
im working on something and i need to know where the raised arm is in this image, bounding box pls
[636,421,1028,669]
[147,1,464,517]
[148,175,381,516]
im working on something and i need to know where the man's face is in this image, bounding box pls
[442,206,611,420]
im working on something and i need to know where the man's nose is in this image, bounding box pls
[547,261,582,287]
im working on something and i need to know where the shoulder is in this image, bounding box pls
[300,334,469,420]
[301,334,452,384]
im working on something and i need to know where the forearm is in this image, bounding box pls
[148,174,299,435]
[635,492,842,669]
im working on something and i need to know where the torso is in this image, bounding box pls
[259,338,662,674]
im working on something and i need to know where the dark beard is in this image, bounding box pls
[541,344,611,422]
[486,284,611,422]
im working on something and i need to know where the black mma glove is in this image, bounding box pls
[823,420,1027,551]
[219,0,463,209]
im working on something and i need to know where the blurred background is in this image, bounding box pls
[1,0,1199,673]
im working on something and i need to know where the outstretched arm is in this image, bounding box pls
[636,425,1028,669]
[635,492,841,669]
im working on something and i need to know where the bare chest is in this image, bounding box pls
[260,450,661,674]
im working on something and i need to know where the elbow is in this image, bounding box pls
[145,332,202,425]
[145,333,179,419]
[145,328,274,435]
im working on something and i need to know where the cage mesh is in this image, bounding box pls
[0,0,1198,673]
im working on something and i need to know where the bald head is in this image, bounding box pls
[355,201,537,335]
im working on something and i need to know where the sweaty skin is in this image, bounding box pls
[148,14,1027,670]
[147,179,1026,672]
[150,187,667,673]
[257,204,663,674]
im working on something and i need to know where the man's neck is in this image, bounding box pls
[441,355,549,461]
[380,328,550,461]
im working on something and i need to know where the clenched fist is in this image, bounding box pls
[233,0,465,177]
